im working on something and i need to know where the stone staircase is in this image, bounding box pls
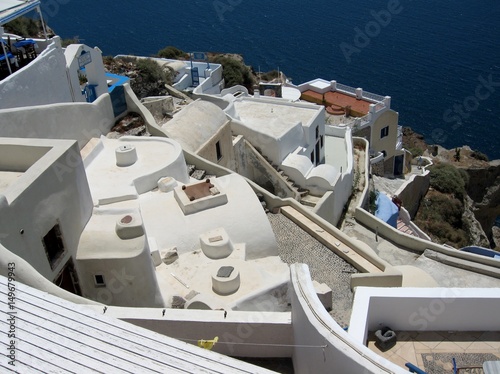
[396,218,416,237]
[261,154,309,200]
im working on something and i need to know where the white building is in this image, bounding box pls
[295,78,406,176]
[1,8,500,372]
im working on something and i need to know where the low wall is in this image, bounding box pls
[398,207,431,240]
[349,287,500,346]
[192,63,223,95]
[87,306,293,358]
[124,84,166,137]
[353,137,370,210]
[313,172,351,226]
[354,207,500,277]
[394,170,430,218]
[0,40,73,109]
[290,264,404,373]
[0,93,115,149]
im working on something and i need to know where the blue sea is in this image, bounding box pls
[41,0,500,160]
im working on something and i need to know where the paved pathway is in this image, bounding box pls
[267,212,357,327]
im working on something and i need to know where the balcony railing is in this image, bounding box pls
[335,82,386,103]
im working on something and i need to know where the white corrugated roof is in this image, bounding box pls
[0,0,40,25]
[0,275,276,373]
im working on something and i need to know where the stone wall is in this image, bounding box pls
[352,126,371,143]
[371,159,384,176]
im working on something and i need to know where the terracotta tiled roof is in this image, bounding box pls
[301,90,372,116]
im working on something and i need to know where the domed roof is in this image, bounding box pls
[162,100,228,152]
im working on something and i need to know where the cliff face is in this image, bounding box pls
[464,160,500,246]
[431,147,500,248]
[403,128,499,248]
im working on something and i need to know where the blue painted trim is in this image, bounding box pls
[105,72,129,93]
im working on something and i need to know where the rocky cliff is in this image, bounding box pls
[464,160,500,247]
[404,128,500,249]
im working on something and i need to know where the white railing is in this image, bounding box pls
[374,102,385,112]
[362,91,386,103]
[335,83,386,103]
[335,83,357,95]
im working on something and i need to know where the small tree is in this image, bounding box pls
[429,163,466,200]
[157,46,187,59]
[211,56,254,91]
[4,17,41,37]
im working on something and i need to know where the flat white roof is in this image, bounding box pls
[0,275,276,373]
[234,98,320,137]
[308,79,331,90]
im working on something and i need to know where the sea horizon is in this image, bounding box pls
[40,0,500,160]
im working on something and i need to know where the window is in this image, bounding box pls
[94,274,106,287]
[320,135,324,148]
[42,224,66,270]
[215,141,222,161]
[315,125,319,140]
[380,126,389,138]
[310,151,315,163]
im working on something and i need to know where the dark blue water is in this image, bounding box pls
[41,0,500,159]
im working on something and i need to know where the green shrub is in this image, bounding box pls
[407,147,424,157]
[458,168,470,190]
[211,56,254,90]
[470,150,489,162]
[415,192,468,247]
[260,70,280,81]
[429,163,466,200]
[369,190,379,214]
[157,46,187,59]
[136,58,171,84]
[4,17,41,37]
[102,55,114,65]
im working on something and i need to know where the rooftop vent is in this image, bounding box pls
[115,213,144,239]
[157,176,178,192]
[115,144,137,167]
[212,265,240,295]
[200,227,233,259]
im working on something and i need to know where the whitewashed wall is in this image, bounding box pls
[0,138,93,280]
[0,93,115,149]
[0,40,72,109]
[290,264,405,374]
[349,287,500,345]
